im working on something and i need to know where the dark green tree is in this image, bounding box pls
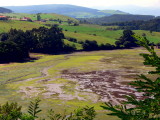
[31,26,65,54]
[115,30,138,48]
[101,36,160,120]
[0,102,22,120]
[67,19,73,26]
[0,41,23,62]
[82,40,99,51]
[37,13,41,21]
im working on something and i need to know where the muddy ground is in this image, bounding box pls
[61,69,143,105]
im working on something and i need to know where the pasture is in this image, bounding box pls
[1,13,78,21]
[0,20,42,32]
[60,24,160,45]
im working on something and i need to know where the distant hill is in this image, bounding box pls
[101,5,160,16]
[3,4,128,18]
[80,14,155,24]
[100,10,128,15]
[0,7,12,13]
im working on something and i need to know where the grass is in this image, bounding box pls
[0,19,160,119]
[0,48,159,119]
[60,24,160,45]
[0,19,159,47]
[64,39,82,50]
[134,30,160,43]
[0,54,65,83]
[64,31,116,45]
[1,13,78,22]
[0,20,42,32]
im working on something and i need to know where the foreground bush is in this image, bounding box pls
[0,98,96,120]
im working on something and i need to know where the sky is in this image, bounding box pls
[1,0,160,8]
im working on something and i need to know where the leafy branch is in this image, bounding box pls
[28,98,42,118]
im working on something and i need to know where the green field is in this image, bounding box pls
[0,48,158,119]
[0,17,159,47]
[60,24,160,45]
[0,20,43,33]
[1,13,78,22]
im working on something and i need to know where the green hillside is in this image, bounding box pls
[1,13,78,22]
[100,10,128,15]
[60,24,160,46]
[81,14,155,24]
[4,4,109,18]
[0,7,12,13]
[0,20,42,32]
[0,20,159,48]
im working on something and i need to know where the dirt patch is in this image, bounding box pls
[42,83,88,101]
[19,86,42,98]
[61,69,142,105]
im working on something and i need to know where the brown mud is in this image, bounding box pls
[61,69,142,104]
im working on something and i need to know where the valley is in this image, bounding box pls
[0,3,160,119]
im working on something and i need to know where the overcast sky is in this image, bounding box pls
[1,0,160,8]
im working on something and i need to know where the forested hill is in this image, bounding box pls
[4,4,128,18]
[0,7,12,13]
[79,14,155,24]
[102,18,160,32]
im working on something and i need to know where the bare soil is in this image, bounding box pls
[61,69,142,105]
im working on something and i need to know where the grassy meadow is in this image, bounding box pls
[60,24,160,46]
[0,48,159,119]
[1,13,78,22]
[0,20,43,33]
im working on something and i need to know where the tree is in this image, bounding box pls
[31,26,65,54]
[67,19,73,25]
[0,26,76,63]
[115,30,138,48]
[0,41,24,62]
[0,102,22,120]
[82,40,99,51]
[37,13,41,21]
[101,36,160,120]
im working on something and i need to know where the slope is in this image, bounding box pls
[82,14,155,24]
[0,7,12,13]
[0,13,78,22]
[4,4,127,18]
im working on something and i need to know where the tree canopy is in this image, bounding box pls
[0,26,75,63]
[115,30,138,48]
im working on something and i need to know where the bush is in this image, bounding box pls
[0,99,96,120]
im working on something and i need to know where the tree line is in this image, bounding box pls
[0,26,75,63]
[0,24,146,63]
[102,18,160,32]
[0,28,141,63]
[79,14,155,25]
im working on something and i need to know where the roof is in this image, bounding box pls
[0,16,7,18]
[23,17,31,19]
